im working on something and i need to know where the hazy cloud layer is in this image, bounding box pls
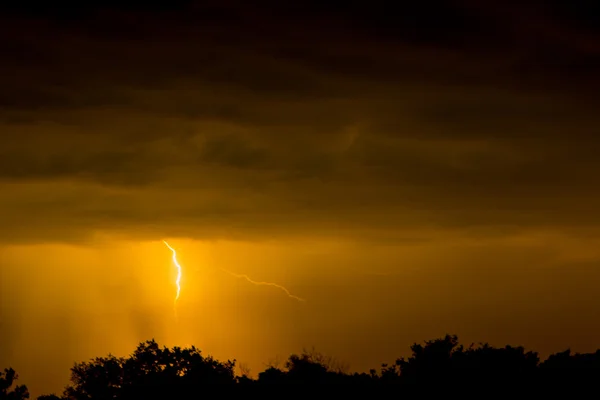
[1,1,599,244]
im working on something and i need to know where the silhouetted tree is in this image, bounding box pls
[26,333,600,395]
[235,363,255,385]
[63,340,236,399]
[65,354,123,400]
[257,367,287,384]
[386,334,540,385]
[0,368,29,400]
[540,349,600,384]
[258,348,350,384]
[395,334,463,384]
[456,343,539,384]
[285,353,330,383]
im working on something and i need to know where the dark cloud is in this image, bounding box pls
[0,1,598,244]
[198,134,271,169]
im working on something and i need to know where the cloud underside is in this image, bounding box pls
[1,5,599,243]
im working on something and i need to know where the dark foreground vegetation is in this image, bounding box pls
[3,334,600,399]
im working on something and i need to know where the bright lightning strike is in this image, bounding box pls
[221,268,306,302]
[163,240,182,313]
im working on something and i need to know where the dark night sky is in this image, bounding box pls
[1,1,599,397]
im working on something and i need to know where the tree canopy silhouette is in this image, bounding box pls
[380,334,540,385]
[0,368,29,400]
[63,340,236,399]
[4,333,600,398]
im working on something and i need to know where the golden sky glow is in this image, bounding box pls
[1,1,600,397]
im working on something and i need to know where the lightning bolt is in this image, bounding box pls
[221,268,306,302]
[163,240,182,317]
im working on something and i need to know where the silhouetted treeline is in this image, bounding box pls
[4,334,600,399]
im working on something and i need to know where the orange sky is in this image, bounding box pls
[1,1,600,397]
[3,232,600,396]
